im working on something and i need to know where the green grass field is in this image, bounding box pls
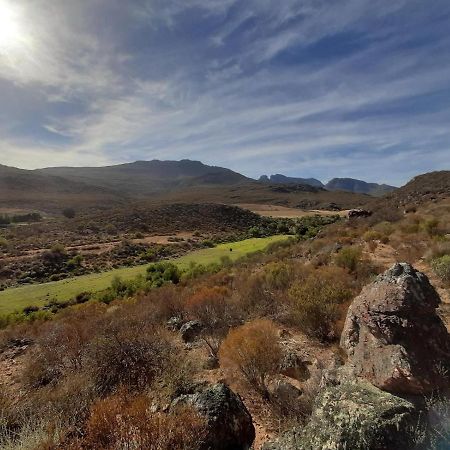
[0,235,291,314]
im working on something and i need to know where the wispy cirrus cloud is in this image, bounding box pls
[0,0,449,184]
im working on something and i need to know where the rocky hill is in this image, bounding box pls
[382,170,450,208]
[325,178,397,197]
[259,174,324,188]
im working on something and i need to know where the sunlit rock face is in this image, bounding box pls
[341,263,450,395]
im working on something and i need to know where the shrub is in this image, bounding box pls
[62,208,76,219]
[185,286,234,358]
[219,319,281,397]
[287,268,352,341]
[86,324,182,394]
[335,246,363,272]
[82,392,207,450]
[0,237,9,249]
[147,262,181,287]
[431,255,450,283]
[421,218,440,236]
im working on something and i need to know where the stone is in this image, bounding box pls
[279,350,310,381]
[268,376,303,403]
[348,209,373,219]
[341,263,450,394]
[172,383,255,450]
[180,320,204,343]
[263,379,420,450]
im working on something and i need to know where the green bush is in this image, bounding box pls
[147,262,181,287]
[335,246,363,272]
[431,255,450,283]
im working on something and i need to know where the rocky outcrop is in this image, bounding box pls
[172,383,255,450]
[180,320,204,343]
[341,263,450,394]
[263,379,419,450]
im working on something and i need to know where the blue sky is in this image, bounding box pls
[0,0,449,185]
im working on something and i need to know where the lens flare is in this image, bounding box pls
[0,1,24,54]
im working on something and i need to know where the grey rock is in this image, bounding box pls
[341,263,450,394]
[180,320,203,343]
[172,383,255,450]
[263,379,419,450]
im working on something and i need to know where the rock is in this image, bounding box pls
[268,376,302,403]
[263,379,420,450]
[167,316,184,331]
[341,263,450,394]
[180,320,203,343]
[172,383,255,450]
[347,209,372,219]
[280,350,310,381]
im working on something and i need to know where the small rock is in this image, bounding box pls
[180,320,203,343]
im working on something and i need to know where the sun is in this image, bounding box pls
[0,1,24,54]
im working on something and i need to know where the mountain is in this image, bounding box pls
[259,174,324,188]
[0,160,376,213]
[325,178,397,197]
[0,164,121,210]
[38,160,250,195]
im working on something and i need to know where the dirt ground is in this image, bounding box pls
[236,203,349,219]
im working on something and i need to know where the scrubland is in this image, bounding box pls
[0,197,449,449]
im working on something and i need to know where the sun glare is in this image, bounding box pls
[0,1,24,53]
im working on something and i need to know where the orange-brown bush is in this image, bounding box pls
[219,319,281,397]
[80,391,207,450]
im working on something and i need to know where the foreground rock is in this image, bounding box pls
[341,263,450,394]
[263,379,419,450]
[172,383,255,450]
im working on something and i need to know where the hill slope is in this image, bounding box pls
[382,171,450,208]
[0,164,122,210]
[38,160,249,195]
[325,178,397,197]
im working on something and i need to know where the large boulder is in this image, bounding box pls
[263,379,420,450]
[341,263,450,394]
[172,383,255,450]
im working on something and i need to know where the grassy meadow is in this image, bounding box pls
[0,235,291,314]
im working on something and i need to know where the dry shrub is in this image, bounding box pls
[219,319,281,397]
[185,286,230,324]
[185,285,236,359]
[23,306,106,388]
[431,255,450,284]
[81,392,207,450]
[287,267,352,341]
[87,323,179,395]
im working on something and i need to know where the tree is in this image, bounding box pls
[219,319,281,397]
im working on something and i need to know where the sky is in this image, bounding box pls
[0,0,449,185]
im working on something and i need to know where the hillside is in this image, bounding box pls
[0,160,374,212]
[325,178,397,196]
[0,164,123,210]
[381,170,450,208]
[37,160,250,196]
